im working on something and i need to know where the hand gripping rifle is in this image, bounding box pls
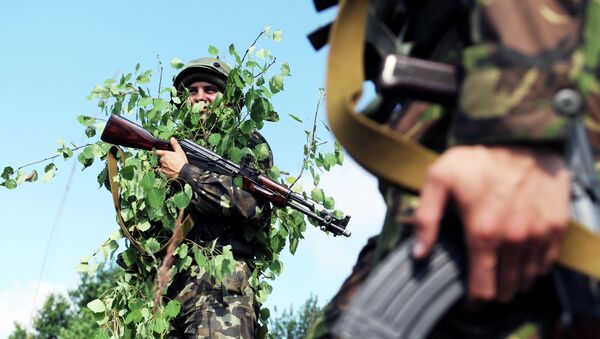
[100,114,351,237]
[330,55,600,338]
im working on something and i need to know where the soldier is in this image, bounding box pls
[156,57,272,338]
[308,0,600,337]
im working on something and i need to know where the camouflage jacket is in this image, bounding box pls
[380,0,600,156]
[178,132,273,258]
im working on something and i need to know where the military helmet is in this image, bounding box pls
[173,57,231,92]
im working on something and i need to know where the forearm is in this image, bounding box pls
[178,163,268,221]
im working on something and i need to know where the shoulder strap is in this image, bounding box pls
[107,146,148,254]
[106,146,196,256]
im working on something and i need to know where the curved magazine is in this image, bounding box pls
[332,230,467,339]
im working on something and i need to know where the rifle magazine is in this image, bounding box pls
[332,230,467,339]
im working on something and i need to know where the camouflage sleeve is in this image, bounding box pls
[449,0,585,148]
[178,163,267,221]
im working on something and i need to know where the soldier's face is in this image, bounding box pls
[187,81,221,110]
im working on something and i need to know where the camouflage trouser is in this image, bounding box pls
[305,233,564,339]
[168,259,257,338]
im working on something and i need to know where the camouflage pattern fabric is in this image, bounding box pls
[168,132,273,338]
[178,163,269,240]
[307,0,600,338]
[169,260,256,338]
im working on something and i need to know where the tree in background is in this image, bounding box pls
[269,294,322,339]
[8,263,117,339]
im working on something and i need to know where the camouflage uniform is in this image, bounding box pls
[167,58,273,338]
[167,133,273,339]
[308,0,600,338]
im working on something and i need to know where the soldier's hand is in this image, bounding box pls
[155,138,189,179]
[412,145,569,302]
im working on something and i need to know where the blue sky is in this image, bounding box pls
[0,1,385,336]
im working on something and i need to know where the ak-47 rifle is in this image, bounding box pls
[100,114,351,237]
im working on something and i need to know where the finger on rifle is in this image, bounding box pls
[465,213,500,301]
[520,228,546,293]
[413,172,448,259]
[496,241,523,303]
[170,137,184,154]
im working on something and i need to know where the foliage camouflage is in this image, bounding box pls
[2,28,344,337]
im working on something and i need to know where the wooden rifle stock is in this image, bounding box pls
[101,114,172,151]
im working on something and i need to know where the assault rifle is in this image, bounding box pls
[329,54,600,338]
[100,114,351,237]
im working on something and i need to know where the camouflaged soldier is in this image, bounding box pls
[156,57,272,338]
[308,0,600,338]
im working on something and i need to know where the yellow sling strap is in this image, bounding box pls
[326,0,600,280]
[106,146,195,256]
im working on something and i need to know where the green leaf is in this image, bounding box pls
[125,309,142,324]
[290,236,299,254]
[136,220,151,232]
[269,259,283,276]
[177,243,189,258]
[273,30,283,42]
[140,172,156,191]
[121,247,138,266]
[254,143,270,161]
[324,196,335,209]
[208,45,219,56]
[281,62,291,76]
[311,188,325,203]
[241,147,255,161]
[229,146,242,164]
[172,190,191,209]
[121,165,135,180]
[240,120,255,134]
[92,143,104,157]
[138,97,153,107]
[256,48,267,60]
[77,115,96,126]
[42,163,57,183]
[3,179,17,189]
[269,75,284,94]
[87,299,106,313]
[170,57,184,69]
[85,126,96,137]
[1,166,14,180]
[267,165,280,180]
[165,300,181,317]
[141,308,150,320]
[154,317,169,333]
[263,25,272,38]
[144,238,160,253]
[288,114,302,123]
[194,249,207,268]
[208,133,221,146]
[192,101,205,114]
[145,187,166,209]
[259,307,271,321]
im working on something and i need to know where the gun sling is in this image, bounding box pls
[325,0,600,337]
[107,146,195,257]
